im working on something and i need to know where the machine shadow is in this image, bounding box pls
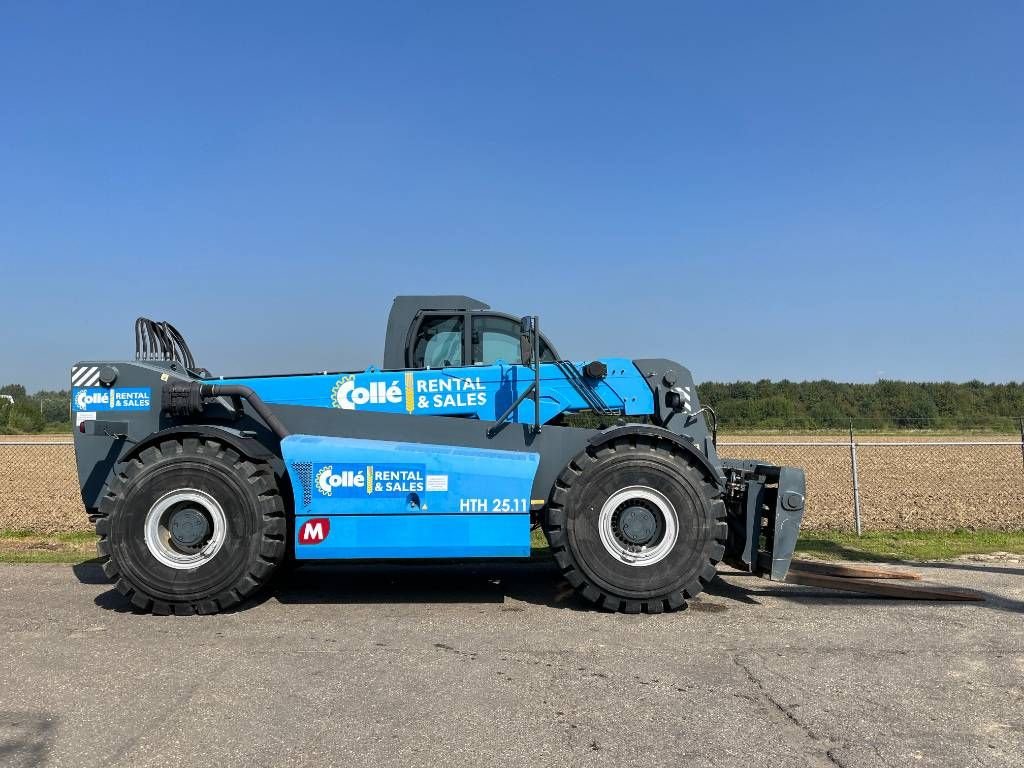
[87,557,595,613]
[85,558,1024,616]
[0,711,58,768]
[264,558,595,611]
[71,561,108,585]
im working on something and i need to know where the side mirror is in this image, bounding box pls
[519,316,535,366]
[519,334,533,366]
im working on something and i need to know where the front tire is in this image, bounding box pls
[94,437,286,615]
[543,436,726,613]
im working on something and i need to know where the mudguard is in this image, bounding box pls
[588,424,724,487]
[125,425,282,470]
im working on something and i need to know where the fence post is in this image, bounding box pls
[1019,417,1024,490]
[850,422,862,536]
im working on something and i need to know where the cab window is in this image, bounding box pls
[412,315,463,368]
[471,315,556,365]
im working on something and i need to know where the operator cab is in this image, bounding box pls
[383,295,559,370]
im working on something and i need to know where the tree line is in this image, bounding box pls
[696,379,1024,431]
[0,384,72,434]
[2,380,1022,434]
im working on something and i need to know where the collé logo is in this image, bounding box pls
[74,388,110,411]
[331,375,403,410]
[316,465,366,496]
[72,387,152,412]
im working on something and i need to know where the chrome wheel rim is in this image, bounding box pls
[598,485,678,567]
[144,489,227,570]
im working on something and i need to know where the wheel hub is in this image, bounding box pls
[144,489,227,570]
[598,486,679,567]
[168,506,211,549]
[616,503,658,545]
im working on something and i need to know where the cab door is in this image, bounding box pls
[406,312,468,368]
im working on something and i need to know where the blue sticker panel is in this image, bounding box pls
[214,358,655,425]
[283,434,540,559]
[284,435,538,515]
[72,387,152,412]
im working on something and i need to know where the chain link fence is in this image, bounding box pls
[2,434,1024,535]
[0,438,83,534]
[716,434,1024,532]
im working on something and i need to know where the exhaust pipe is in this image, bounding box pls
[162,380,291,440]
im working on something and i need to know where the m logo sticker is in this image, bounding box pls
[299,518,330,545]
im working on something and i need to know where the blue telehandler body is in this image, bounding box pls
[70,295,805,615]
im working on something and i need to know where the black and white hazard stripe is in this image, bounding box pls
[680,386,692,413]
[71,366,102,387]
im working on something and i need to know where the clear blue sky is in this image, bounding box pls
[1,2,1021,392]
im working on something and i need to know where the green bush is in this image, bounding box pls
[6,402,45,433]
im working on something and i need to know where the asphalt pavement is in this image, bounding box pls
[1,559,1021,768]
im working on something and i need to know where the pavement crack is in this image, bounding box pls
[99,650,249,768]
[733,654,847,768]
[733,655,814,734]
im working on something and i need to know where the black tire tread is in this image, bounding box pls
[92,436,286,615]
[542,434,726,613]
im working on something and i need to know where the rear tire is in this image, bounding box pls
[543,436,726,613]
[94,437,286,615]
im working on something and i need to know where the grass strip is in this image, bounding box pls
[3,528,1021,566]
